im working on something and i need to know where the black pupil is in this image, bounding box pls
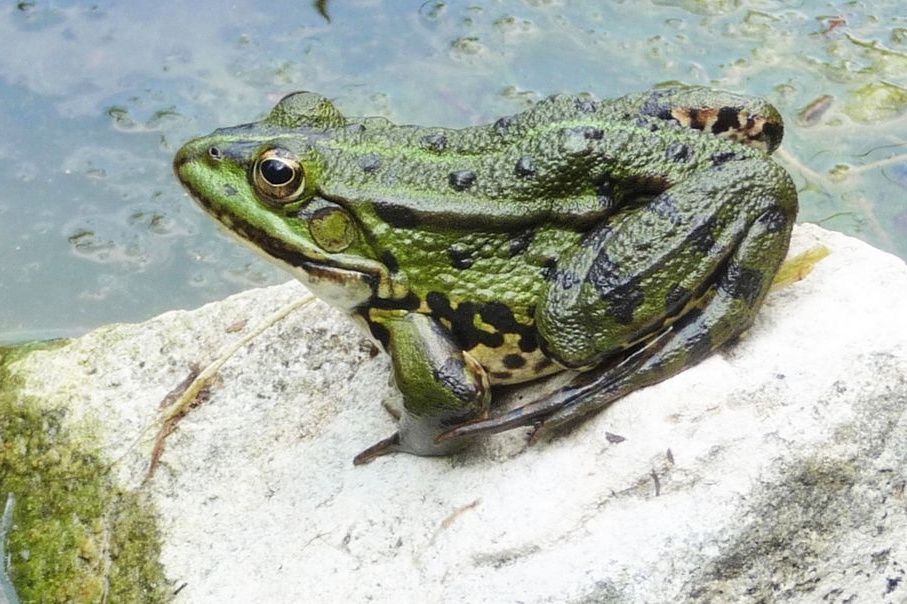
[260,159,294,186]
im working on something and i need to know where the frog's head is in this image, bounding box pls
[174,92,405,309]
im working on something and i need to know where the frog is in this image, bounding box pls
[174,86,798,465]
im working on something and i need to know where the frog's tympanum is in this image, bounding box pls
[174,87,798,464]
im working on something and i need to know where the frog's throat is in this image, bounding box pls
[229,226,408,310]
[290,261,379,310]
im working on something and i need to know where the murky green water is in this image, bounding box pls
[1,0,905,343]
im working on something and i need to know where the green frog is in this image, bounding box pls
[174,87,797,464]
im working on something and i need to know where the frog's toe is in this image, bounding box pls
[355,419,476,464]
[436,401,553,442]
[381,398,403,421]
[439,402,584,448]
[528,409,585,445]
[352,433,402,465]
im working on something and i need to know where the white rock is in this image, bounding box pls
[8,223,907,603]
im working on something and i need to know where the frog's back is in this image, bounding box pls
[316,87,784,238]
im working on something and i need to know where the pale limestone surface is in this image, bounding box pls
[10,223,907,603]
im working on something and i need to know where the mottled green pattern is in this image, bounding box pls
[174,87,797,462]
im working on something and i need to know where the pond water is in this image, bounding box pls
[1,0,905,343]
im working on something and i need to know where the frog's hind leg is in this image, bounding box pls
[530,264,761,443]
[437,327,672,443]
[440,203,792,445]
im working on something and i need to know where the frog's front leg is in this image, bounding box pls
[353,312,491,464]
[441,160,797,444]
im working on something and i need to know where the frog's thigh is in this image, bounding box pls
[537,166,792,369]
[534,200,793,437]
[442,176,794,443]
[382,313,491,451]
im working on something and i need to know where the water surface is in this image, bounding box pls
[1,0,905,342]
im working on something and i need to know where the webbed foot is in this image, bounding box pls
[436,327,672,445]
[353,413,478,465]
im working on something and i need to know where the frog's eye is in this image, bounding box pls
[252,149,306,204]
